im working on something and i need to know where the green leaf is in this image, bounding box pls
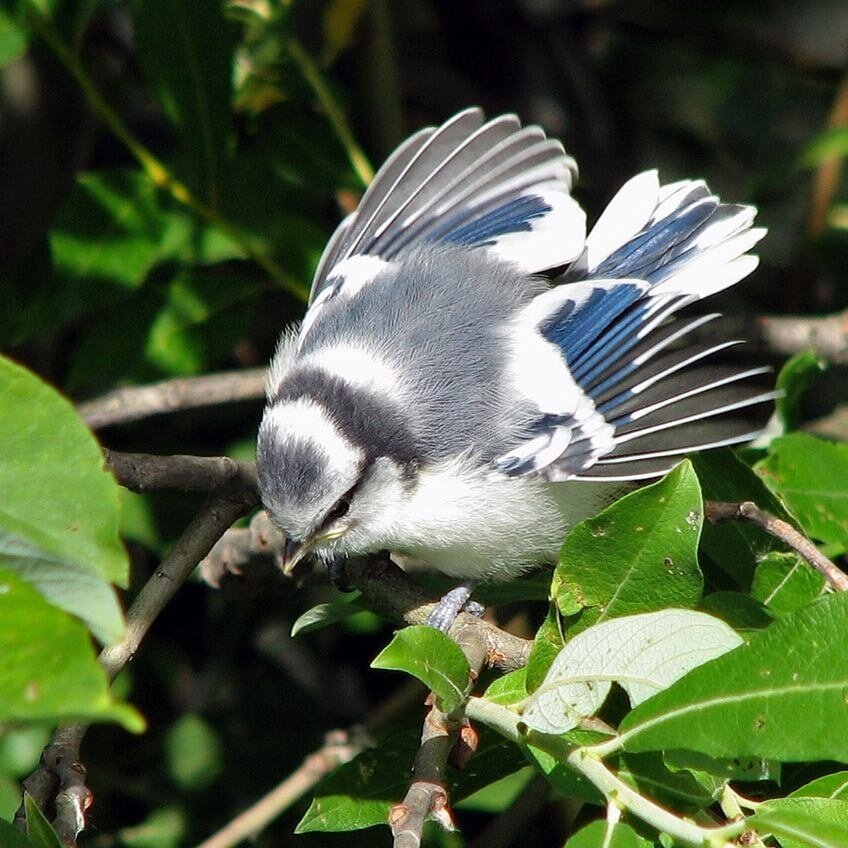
[525,742,603,804]
[553,462,703,631]
[484,667,527,706]
[0,567,142,730]
[749,797,848,848]
[619,593,848,763]
[564,819,653,847]
[0,356,127,643]
[616,751,721,812]
[698,591,773,631]
[455,766,534,812]
[525,605,563,693]
[775,351,827,432]
[663,749,779,783]
[0,9,28,67]
[522,609,742,734]
[693,449,790,587]
[791,771,848,800]
[165,713,223,791]
[291,595,366,636]
[24,793,62,848]
[132,0,234,204]
[0,818,38,848]
[371,626,470,712]
[751,552,825,616]
[757,434,848,550]
[296,728,525,832]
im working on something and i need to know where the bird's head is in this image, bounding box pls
[256,398,408,574]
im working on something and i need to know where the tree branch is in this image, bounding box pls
[705,500,848,592]
[79,369,267,429]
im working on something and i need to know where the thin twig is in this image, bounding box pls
[391,614,489,847]
[287,37,374,187]
[78,368,267,429]
[705,500,848,592]
[201,515,533,670]
[808,67,848,239]
[104,449,256,493]
[194,680,423,848]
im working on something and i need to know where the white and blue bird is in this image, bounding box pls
[256,108,772,625]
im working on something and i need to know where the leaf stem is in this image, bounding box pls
[287,36,374,187]
[28,9,308,301]
[465,697,747,848]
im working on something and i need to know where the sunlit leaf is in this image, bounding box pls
[751,552,825,616]
[0,356,127,642]
[775,351,827,433]
[758,433,848,550]
[522,609,741,734]
[0,567,142,730]
[620,593,848,763]
[564,819,653,847]
[553,462,703,631]
[749,797,848,848]
[372,626,470,712]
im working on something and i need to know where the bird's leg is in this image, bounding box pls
[426,580,483,632]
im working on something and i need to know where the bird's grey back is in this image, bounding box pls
[296,243,545,462]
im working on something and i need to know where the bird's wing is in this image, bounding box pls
[308,107,585,305]
[495,171,773,482]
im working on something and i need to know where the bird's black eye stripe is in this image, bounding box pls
[323,470,367,527]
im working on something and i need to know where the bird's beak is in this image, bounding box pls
[281,537,309,576]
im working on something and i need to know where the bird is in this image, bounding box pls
[256,107,773,628]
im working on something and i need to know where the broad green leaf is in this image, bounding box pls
[372,626,470,712]
[749,797,848,848]
[758,434,848,550]
[663,749,779,783]
[455,766,534,812]
[522,609,741,734]
[0,818,37,848]
[25,793,62,848]
[619,593,848,763]
[751,552,825,616]
[698,591,773,631]
[693,449,790,587]
[525,605,563,693]
[296,729,525,832]
[525,739,603,804]
[553,462,703,631]
[165,713,222,790]
[564,819,653,847]
[291,595,366,636]
[133,0,234,204]
[0,726,51,777]
[775,351,827,432]
[0,9,28,67]
[0,356,126,642]
[615,751,721,812]
[0,567,142,730]
[790,772,848,800]
[484,667,527,706]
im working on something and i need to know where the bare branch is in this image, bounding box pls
[105,449,256,493]
[78,368,267,429]
[705,500,848,592]
[755,310,848,364]
[201,513,532,670]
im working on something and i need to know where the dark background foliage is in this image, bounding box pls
[1,1,847,845]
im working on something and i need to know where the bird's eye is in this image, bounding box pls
[327,497,350,522]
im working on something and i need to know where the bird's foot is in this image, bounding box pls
[426,581,482,632]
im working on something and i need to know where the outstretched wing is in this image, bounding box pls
[308,108,586,306]
[495,170,773,482]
